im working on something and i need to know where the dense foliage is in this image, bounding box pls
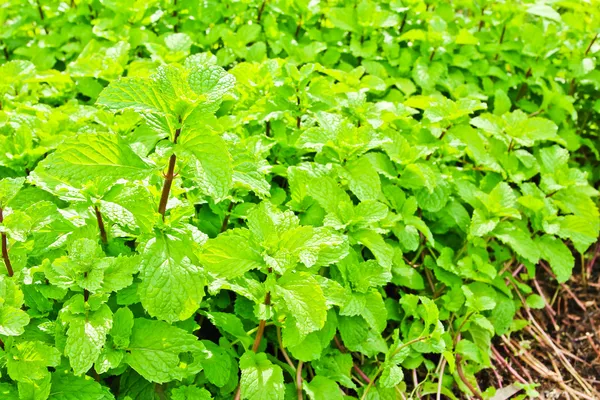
[0,0,599,399]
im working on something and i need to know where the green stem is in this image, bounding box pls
[361,336,430,399]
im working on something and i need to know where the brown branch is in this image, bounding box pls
[0,208,14,277]
[158,127,181,218]
[94,206,108,244]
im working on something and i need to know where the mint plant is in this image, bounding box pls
[0,0,599,399]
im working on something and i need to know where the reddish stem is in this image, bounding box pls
[0,208,14,277]
[94,206,108,244]
[235,290,272,400]
[456,354,483,399]
[585,33,598,56]
[158,128,181,218]
[252,292,271,352]
[220,202,235,233]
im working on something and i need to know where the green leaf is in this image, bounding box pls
[110,307,134,349]
[304,376,343,400]
[186,63,236,114]
[202,340,235,388]
[0,276,29,336]
[138,232,205,322]
[0,178,25,206]
[462,283,497,312]
[239,351,285,400]
[526,4,561,22]
[344,156,381,201]
[0,307,30,336]
[493,222,540,264]
[63,304,113,375]
[526,294,546,310]
[171,386,212,400]
[178,130,233,201]
[48,373,114,400]
[37,133,151,187]
[379,364,404,388]
[537,235,575,283]
[198,229,264,279]
[274,271,327,338]
[312,351,355,389]
[6,341,61,382]
[125,318,205,383]
[557,216,598,253]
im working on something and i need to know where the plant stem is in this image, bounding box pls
[276,326,297,371]
[361,336,430,399]
[585,33,598,56]
[252,291,271,352]
[220,201,235,232]
[36,0,48,34]
[333,336,371,384]
[0,208,14,277]
[257,0,267,22]
[296,94,301,129]
[235,290,272,400]
[515,67,532,102]
[296,361,303,400]
[456,354,483,399]
[295,18,302,38]
[94,206,108,244]
[158,127,181,219]
[399,12,407,33]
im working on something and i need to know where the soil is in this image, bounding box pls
[487,244,600,399]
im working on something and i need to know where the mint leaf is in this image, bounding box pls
[537,235,575,283]
[125,318,205,383]
[199,229,264,279]
[274,271,327,339]
[239,351,284,400]
[37,133,151,187]
[138,232,205,322]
